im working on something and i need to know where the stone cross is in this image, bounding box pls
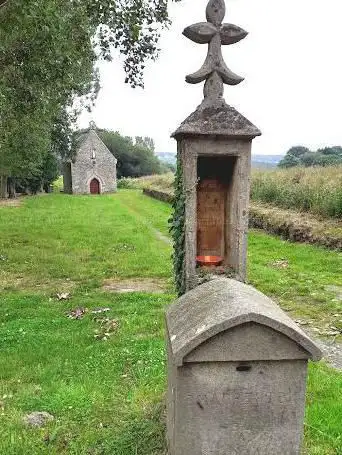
[183,0,247,103]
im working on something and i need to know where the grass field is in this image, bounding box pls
[0,191,341,454]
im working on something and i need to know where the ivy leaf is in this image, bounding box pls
[183,22,217,44]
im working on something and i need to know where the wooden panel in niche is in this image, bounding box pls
[197,179,226,257]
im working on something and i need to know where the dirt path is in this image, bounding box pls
[151,226,172,245]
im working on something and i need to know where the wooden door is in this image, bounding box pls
[90,178,100,194]
[197,179,226,257]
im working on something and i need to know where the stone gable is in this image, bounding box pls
[67,129,117,194]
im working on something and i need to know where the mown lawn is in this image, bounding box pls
[0,191,341,454]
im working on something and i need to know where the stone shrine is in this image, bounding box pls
[172,0,261,293]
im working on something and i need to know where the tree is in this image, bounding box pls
[278,146,310,168]
[278,154,301,168]
[15,150,59,194]
[1,0,175,197]
[287,146,310,158]
[135,136,155,152]
[278,144,342,168]
[86,0,172,88]
[98,129,164,178]
[317,146,342,156]
[0,0,97,196]
[301,151,320,167]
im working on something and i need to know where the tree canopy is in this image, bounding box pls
[0,0,176,196]
[97,129,168,178]
[279,145,342,168]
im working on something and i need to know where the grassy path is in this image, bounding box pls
[0,192,172,293]
[0,191,341,454]
[118,192,172,245]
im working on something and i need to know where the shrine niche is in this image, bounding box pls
[172,136,256,292]
[196,156,237,266]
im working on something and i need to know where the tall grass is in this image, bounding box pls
[118,167,342,219]
[251,166,342,218]
[118,173,174,192]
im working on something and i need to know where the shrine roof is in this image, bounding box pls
[172,99,261,139]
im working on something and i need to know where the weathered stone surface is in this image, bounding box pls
[64,127,117,195]
[143,188,174,204]
[23,411,54,427]
[173,99,261,139]
[184,322,314,363]
[166,278,322,455]
[184,0,247,92]
[173,361,308,455]
[167,278,322,366]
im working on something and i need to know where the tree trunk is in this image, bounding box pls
[0,175,8,198]
[8,177,16,199]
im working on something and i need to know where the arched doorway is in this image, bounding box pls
[90,178,100,194]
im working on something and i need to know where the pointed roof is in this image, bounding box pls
[71,128,117,164]
[172,99,261,139]
[166,278,322,366]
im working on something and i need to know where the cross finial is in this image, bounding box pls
[183,0,247,103]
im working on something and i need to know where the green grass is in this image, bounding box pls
[248,230,342,335]
[0,192,171,292]
[0,191,341,454]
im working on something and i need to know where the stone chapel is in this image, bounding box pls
[63,123,117,195]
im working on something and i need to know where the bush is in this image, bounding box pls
[117,177,141,189]
[53,176,64,192]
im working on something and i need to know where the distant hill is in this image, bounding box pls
[252,155,283,168]
[156,152,176,166]
[157,152,283,169]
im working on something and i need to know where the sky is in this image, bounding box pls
[79,0,342,156]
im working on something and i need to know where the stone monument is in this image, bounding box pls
[171,0,261,294]
[166,1,323,454]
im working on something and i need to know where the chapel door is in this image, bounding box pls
[90,178,100,194]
